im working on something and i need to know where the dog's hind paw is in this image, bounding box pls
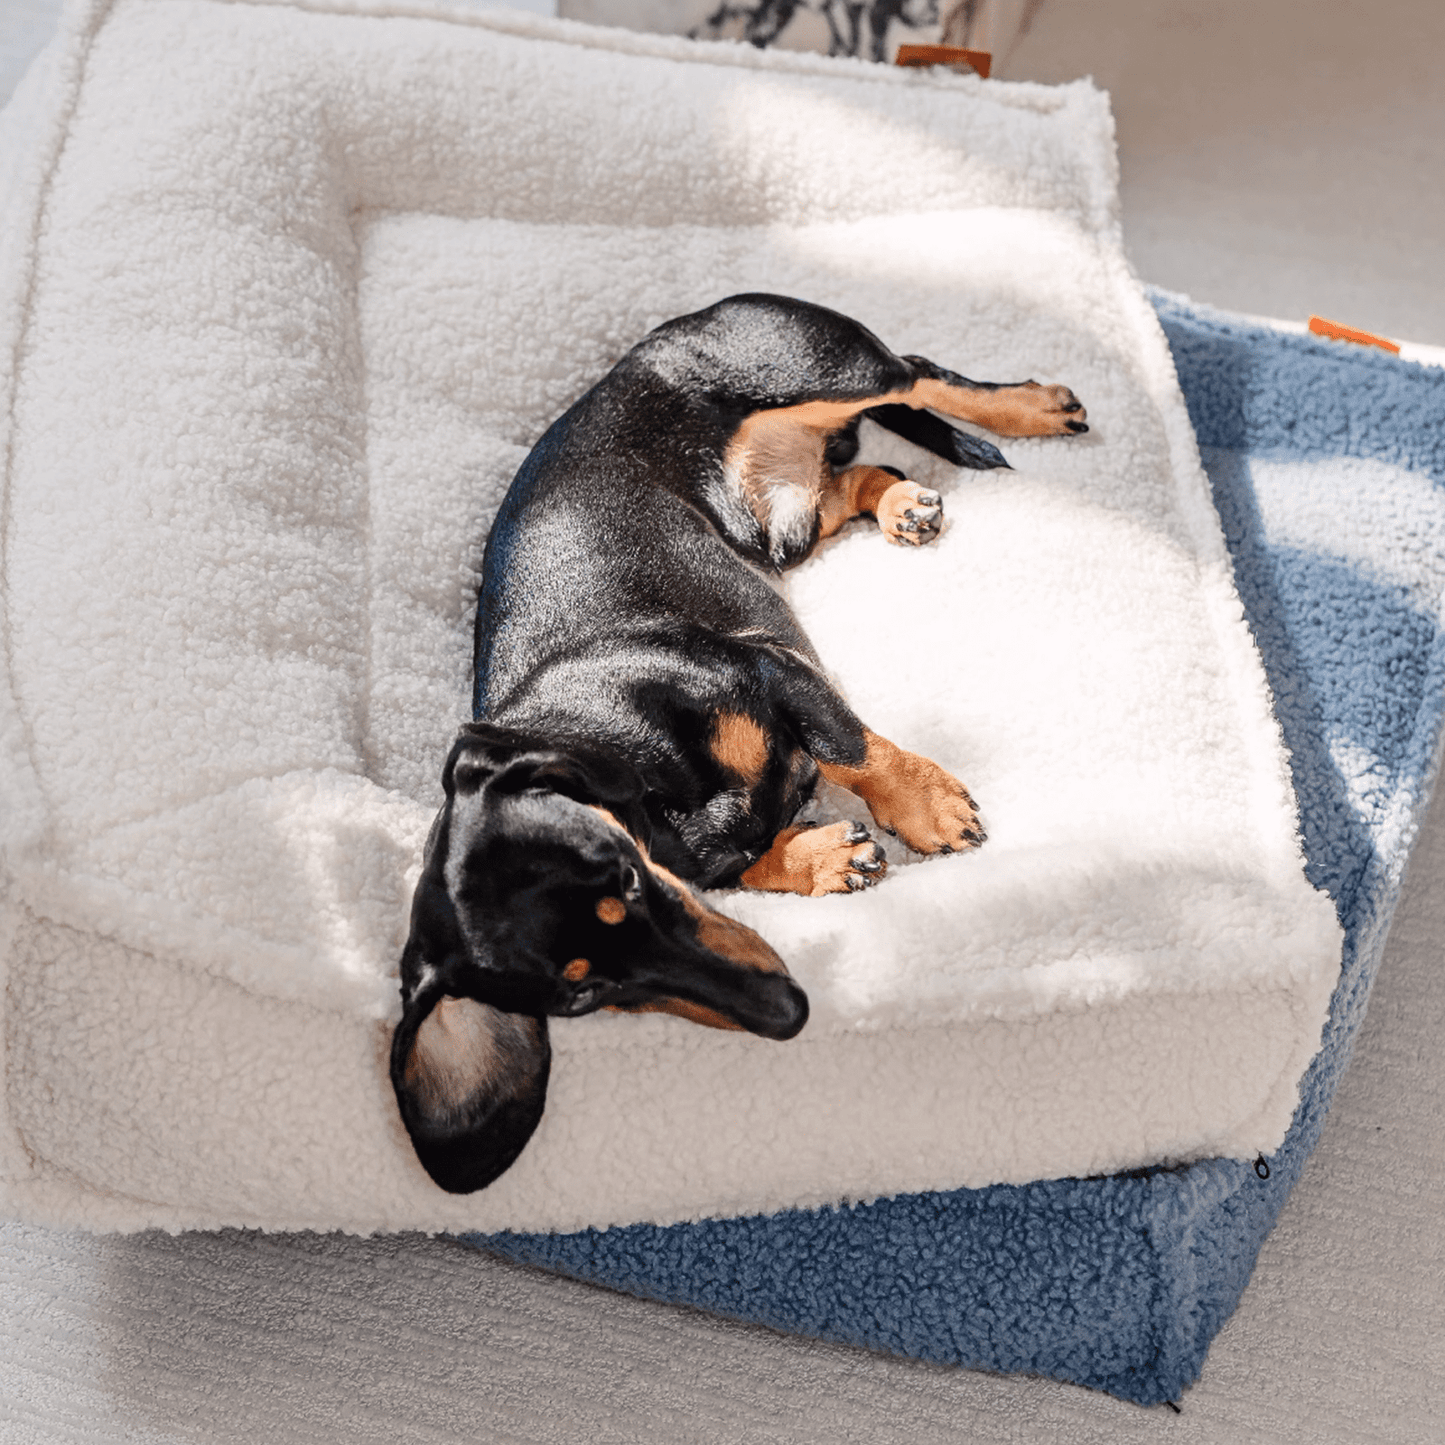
[1012,381,1088,437]
[877,480,943,547]
[741,820,888,897]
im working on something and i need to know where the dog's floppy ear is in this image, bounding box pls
[441,722,520,797]
[390,792,551,1195]
[391,985,550,1195]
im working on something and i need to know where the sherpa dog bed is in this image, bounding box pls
[0,0,1411,1403]
[1,0,1340,1233]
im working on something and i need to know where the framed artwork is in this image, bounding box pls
[558,0,1046,66]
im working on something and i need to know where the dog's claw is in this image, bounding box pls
[1066,419,1089,434]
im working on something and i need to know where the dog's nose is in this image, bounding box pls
[747,974,809,1041]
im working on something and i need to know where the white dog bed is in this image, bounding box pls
[0,0,1340,1234]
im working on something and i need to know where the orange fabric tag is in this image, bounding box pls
[1307,315,1401,354]
[894,44,992,78]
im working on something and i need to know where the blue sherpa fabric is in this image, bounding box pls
[465,294,1445,1407]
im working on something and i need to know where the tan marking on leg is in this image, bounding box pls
[732,397,903,437]
[563,958,591,982]
[710,712,770,784]
[911,377,1087,437]
[720,408,830,542]
[720,373,1083,554]
[740,821,888,897]
[722,372,1087,534]
[817,728,985,856]
[818,464,897,537]
[723,396,915,499]
[595,896,627,925]
[721,394,918,550]
[724,406,837,483]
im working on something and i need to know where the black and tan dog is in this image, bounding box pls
[390,294,1086,1193]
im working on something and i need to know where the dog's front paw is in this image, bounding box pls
[741,820,887,897]
[868,756,986,856]
[877,479,944,547]
[826,820,889,893]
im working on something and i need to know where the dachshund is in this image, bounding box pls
[390,293,1086,1192]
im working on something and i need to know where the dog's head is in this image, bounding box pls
[390,722,808,1194]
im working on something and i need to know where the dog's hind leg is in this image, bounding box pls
[862,405,1010,471]
[902,358,1089,438]
[818,463,944,546]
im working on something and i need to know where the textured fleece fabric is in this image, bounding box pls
[476,295,1445,1404]
[0,0,1340,1240]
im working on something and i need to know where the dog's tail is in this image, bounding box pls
[864,404,1011,471]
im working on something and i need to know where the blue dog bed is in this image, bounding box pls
[466,293,1445,1406]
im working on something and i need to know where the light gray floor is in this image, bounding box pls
[3,3,1443,1441]
[1007,0,1445,350]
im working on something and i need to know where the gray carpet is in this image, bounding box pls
[3,3,1443,1440]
